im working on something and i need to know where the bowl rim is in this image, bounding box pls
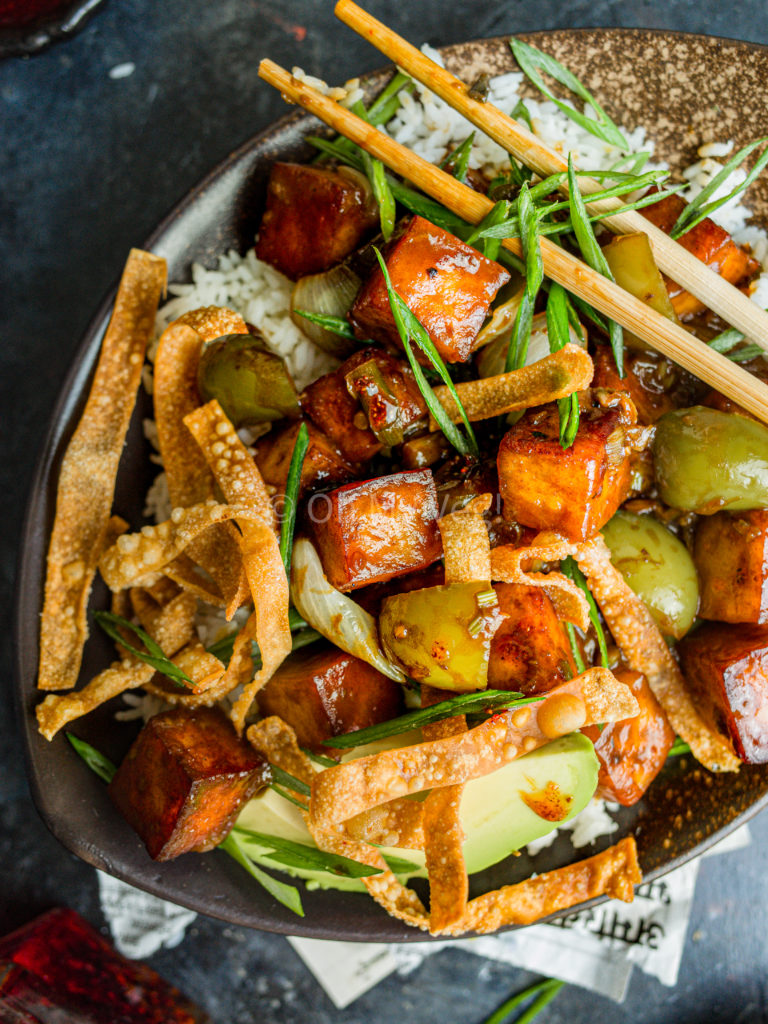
[13,25,768,941]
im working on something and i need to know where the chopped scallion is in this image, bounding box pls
[93,610,194,689]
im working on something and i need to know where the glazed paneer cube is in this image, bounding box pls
[349,215,510,363]
[695,510,768,623]
[641,192,760,319]
[258,644,404,754]
[311,469,442,591]
[254,419,357,497]
[497,405,632,541]
[677,623,768,763]
[488,583,576,695]
[583,668,674,805]
[300,348,427,464]
[108,708,270,860]
[591,345,685,425]
[255,162,378,280]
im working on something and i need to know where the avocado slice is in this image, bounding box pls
[235,732,598,890]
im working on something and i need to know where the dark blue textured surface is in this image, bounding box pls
[2,1,768,1021]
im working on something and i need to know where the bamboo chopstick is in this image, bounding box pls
[334,0,768,353]
[258,59,768,426]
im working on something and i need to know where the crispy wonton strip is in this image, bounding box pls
[438,494,492,584]
[98,501,268,592]
[310,668,638,828]
[177,306,249,341]
[430,344,593,426]
[491,534,589,631]
[421,685,468,933]
[576,536,741,773]
[130,586,197,648]
[36,579,209,740]
[38,249,166,691]
[248,718,429,931]
[343,799,425,850]
[154,320,248,615]
[163,553,225,606]
[442,837,641,936]
[184,402,290,732]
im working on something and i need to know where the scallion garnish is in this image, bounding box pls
[292,309,357,340]
[545,281,580,448]
[561,556,610,667]
[279,421,309,580]
[439,132,475,183]
[373,247,479,457]
[670,135,768,238]
[382,853,421,874]
[325,689,544,749]
[269,784,309,810]
[467,615,484,638]
[668,737,691,758]
[706,324,766,363]
[66,732,117,784]
[389,180,473,236]
[510,36,628,150]
[306,134,365,172]
[480,976,564,1024]
[366,70,413,126]
[219,832,304,916]
[510,97,534,131]
[93,610,194,689]
[476,588,499,607]
[233,826,383,878]
[303,748,338,768]
[566,155,624,375]
[271,764,311,797]
[466,199,512,261]
[361,148,397,241]
[563,621,586,674]
[506,181,543,371]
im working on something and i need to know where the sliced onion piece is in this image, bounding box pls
[290,537,405,682]
[290,263,361,357]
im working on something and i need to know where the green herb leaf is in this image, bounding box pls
[271,765,311,797]
[373,247,479,457]
[567,155,624,375]
[269,784,309,810]
[668,737,691,758]
[233,826,383,878]
[93,610,194,689]
[306,135,365,172]
[481,977,565,1024]
[439,132,475,183]
[510,36,628,150]
[670,136,768,238]
[561,556,610,667]
[506,182,543,371]
[366,70,413,126]
[293,309,357,340]
[382,853,421,874]
[325,689,544,749]
[280,422,309,580]
[219,832,304,916]
[66,733,117,784]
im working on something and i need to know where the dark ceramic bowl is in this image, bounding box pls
[14,29,768,941]
[0,0,108,57]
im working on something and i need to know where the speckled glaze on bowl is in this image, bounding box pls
[0,0,107,57]
[14,29,768,941]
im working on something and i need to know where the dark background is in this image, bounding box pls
[3,1,768,1021]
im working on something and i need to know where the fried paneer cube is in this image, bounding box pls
[591,345,686,425]
[488,583,576,695]
[583,668,674,805]
[108,708,270,860]
[300,348,427,464]
[254,419,357,497]
[677,622,768,764]
[310,469,442,591]
[258,644,404,755]
[695,510,768,624]
[255,162,378,280]
[349,215,510,363]
[641,192,760,319]
[497,405,631,541]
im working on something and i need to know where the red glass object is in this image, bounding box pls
[0,0,72,29]
[0,908,208,1024]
